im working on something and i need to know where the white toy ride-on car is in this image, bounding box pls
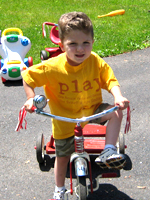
[0,28,33,83]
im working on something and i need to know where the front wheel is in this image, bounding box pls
[76,176,87,200]
[1,77,6,83]
[0,59,6,83]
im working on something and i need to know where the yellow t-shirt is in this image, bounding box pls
[22,52,119,139]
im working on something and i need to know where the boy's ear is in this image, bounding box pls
[58,41,64,52]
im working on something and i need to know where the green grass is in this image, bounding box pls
[0,0,150,64]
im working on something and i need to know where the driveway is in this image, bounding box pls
[0,48,150,199]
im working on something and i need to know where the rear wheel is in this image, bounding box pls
[40,50,48,61]
[36,134,45,164]
[76,176,87,200]
[119,132,125,154]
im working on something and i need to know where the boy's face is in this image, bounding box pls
[59,30,94,66]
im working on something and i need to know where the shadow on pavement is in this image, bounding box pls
[3,79,23,87]
[87,183,135,200]
[38,154,133,199]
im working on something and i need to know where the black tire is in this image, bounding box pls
[76,176,87,200]
[36,134,45,164]
[40,50,48,61]
[119,132,125,154]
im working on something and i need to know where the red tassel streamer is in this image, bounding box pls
[15,106,27,132]
[124,105,131,134]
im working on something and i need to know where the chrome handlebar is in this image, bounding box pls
[33,95,119,124]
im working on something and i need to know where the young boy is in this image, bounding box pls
[22,12,129,200]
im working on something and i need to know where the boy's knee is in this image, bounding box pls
[116,109,123,120]
[56,156,70,164]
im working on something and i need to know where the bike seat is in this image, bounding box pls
[50,26,60,45]
[83,124,106,137]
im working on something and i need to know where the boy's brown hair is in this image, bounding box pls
[58,11,94,42]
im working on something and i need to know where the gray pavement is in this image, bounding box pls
[0,48,150,200]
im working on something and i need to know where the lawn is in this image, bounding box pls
[0,0,149,64]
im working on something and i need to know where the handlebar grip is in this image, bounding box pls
[2,28,23,36]
[42,22,58,37]
[32,106,36,112]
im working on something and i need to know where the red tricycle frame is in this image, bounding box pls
[40,22,63,61]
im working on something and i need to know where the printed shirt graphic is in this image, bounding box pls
[22,52,119,139]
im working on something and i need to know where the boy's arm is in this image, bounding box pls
[110,85,129,110]
[23,80,35,113]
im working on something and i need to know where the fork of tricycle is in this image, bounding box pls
[69,124,93,195]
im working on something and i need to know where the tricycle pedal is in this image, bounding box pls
[46,141,55,154]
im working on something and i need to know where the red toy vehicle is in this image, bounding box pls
[40,22,63,61]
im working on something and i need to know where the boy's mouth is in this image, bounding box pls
[75,54,85,58]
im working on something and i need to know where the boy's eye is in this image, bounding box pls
[68,41,91,46]
[69,42,76,45]
[83,41,90,44]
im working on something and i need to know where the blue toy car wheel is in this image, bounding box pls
[0,58,6,83]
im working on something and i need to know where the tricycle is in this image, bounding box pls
[40,22,63,61]
[31,95,131,200]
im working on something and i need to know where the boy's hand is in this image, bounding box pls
[110,86,129,110]
[115,96,129,110]
[24,98,34,113]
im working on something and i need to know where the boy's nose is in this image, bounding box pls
[77,45,84,52]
